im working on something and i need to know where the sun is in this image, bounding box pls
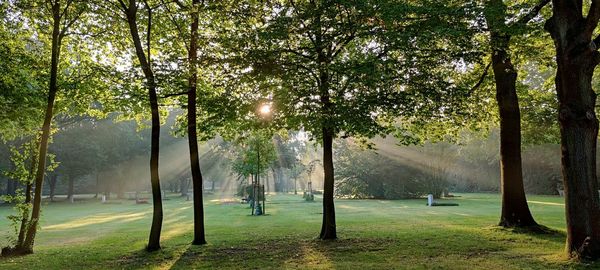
[259,104,271,115]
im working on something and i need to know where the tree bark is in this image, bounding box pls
[491,35,537,228]
[188,0,206,246]
[546,2,600,259]
[319,127,336,240]
[21,2,63,254]
[123,0,163,251]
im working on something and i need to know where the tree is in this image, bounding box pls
[115,0,164,251]
[289,163,305,195]
[224,0,478,240]
[481,0,551,228]
[271,134,300,192]
[50,118,100,202]
[186,0,206,246]
[545,0,600,260]
[5,0,90,256]
[231,132,277,181]
[0,3,45,142]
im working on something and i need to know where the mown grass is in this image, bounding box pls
[0,193,597,269]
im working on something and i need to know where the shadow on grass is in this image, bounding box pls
[7,225,592,270]
[112,230,514,269]
[486,224,566,245]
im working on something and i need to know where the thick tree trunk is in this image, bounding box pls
[491,36,537,228]
[546,6,600,259]
[319,127,336,240]
[20,3,62,254]
[124,0,163,251]
[187,0,207,242]
[188,0,206,246]
[315,12,336,238]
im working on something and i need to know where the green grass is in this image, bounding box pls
[0,193,597,269]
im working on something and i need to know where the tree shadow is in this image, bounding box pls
[487,224,566,244]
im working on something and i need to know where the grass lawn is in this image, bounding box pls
[0,193,597,269]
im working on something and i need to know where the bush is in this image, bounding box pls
[334,142,449,199]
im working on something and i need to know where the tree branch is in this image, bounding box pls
[59,0,74,19]
[289,0,317,49]
[280,48,315,61]
[116,0,128,13]
[467,61,492,96]
[161,91,190,98]
[161,0,189,53]
[59,7,85,39]
[586,0,600,39]
[593,34,600,50]
[511,0,550,28]
[173,0,186,9]
[330,31,355,60]
[143,0,152,66]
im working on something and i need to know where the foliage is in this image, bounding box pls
[230,131,277,179]
[334,140,449,199]
[0,3,46,141]
[0,138,57,245]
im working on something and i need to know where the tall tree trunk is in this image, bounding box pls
[21,2,62,254]
[188,0,206,246]
[491,35,537,228]
[123,0,163,251]
[315,10,336,239]
[319,127,336,240]
[546,3,600,259]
